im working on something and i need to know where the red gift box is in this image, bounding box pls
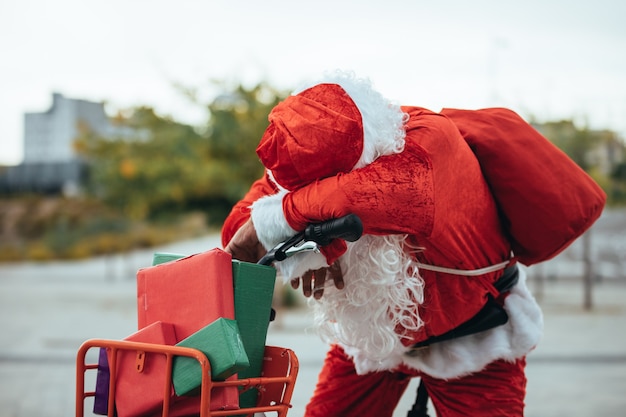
[136,248,239,413]
[110,321,177,417]
[137,248,235,339]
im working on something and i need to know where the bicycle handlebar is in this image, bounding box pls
[258,214,363,266]
[304,214,363,246]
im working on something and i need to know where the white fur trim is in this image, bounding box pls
[250,190,329,283]
[345,268,544,378]
[250,190,294,250]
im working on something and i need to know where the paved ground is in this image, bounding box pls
[1,225,625,417]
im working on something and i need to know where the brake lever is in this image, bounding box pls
[284,241,320,257]
[258,237,320,266]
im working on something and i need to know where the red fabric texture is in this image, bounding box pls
[281,107,510,342]
[220,176,278,248]
[222,107,510,343]
[441,107,606,266]
[304,345,411,417]
[304,345,527,417]
[418,358,527,417]
[256,84,363,191]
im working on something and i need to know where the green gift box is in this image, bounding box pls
[231,260,277,408]
[172,318,250,396]
[152,252,185,265]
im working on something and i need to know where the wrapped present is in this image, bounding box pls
[231,260,276,408]
[137,248,235,340]
[111,321,177,417]
[152,252,185,265]
[137,248,239,411]
[173,318,250,396]
[93,348,112,415]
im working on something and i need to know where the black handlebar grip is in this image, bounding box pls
[304,214,363,246]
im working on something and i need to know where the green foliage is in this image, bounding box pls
[610,162,626,204]
[537,120,626,205]
[537,120,596,169]
[78,107,207,220]
[76,81,287,224]
[0,196,211,262]
[202,82,285,198]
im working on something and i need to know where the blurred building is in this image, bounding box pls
[0,93,115,195]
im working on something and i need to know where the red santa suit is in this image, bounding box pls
[222,75,544,417]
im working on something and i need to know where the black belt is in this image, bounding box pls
[407,265,519,353]
[494,264,520,293]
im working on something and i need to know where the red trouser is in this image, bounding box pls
[304,344,527,417]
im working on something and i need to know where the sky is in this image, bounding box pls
[1,0,625,165]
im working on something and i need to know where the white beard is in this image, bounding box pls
[301,235,543,378]
[309,234,425,371]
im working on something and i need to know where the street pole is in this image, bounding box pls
[582,230,593,310]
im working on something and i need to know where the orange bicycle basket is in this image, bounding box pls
[76,339,298,417]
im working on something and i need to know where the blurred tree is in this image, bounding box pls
[76,81,287,225]
[537,120,595,169]
[202,82,285,200]
[536,120,625,205]
[611,162,626,204]
[77,107,206,220]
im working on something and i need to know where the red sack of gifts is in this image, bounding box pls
[442,107,606,266]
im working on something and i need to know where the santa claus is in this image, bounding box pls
[221,70,603,417]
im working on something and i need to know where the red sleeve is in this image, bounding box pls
[282,138,435,239]
[221,174,278,247]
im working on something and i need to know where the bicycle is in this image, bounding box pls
[75,214,364,417]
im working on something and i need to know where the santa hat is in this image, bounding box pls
[256,71,407,191]
[257,84,363,191]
